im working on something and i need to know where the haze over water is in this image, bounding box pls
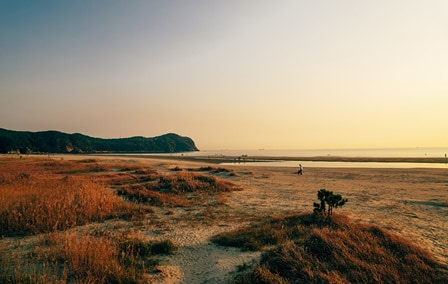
[183,147,448,158]
[131,147,448,169]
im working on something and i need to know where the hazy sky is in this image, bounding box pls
[1,1,447,150]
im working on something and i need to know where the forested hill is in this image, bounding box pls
[0,128,199,154]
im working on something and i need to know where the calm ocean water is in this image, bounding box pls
[178,148,448,158]
[133,147,448,169]
[221,160,448,169]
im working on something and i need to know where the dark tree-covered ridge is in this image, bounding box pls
[0,128,199,154]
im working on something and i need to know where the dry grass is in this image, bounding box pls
[0,231,175,283]
[117,185,189,207]
[155,172,239,194]
[213,213,448,283]
[116,172,240,206]
[0,157,237,236]
[51,233,131,283]
[0,175,136,237]
[187,166,234,174]
[0,158,144,237]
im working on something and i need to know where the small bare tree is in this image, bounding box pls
[313,189,348,216]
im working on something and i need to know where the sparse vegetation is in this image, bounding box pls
[213,213,448,283]
[170,166,183,171]
[187,166,235,175]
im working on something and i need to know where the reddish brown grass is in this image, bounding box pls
[116,171,240,206]
[117,185,189,207]
[56,233,128,283]
[1,231,163,283]
[155,172,240,194]
[0,158,141,237]
[214,213,448,283]
[0,177,135,236]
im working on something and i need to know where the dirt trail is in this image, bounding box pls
[146,221,260,283]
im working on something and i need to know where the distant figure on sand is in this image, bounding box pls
[298,164,303,175]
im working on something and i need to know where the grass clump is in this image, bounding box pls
[188,166,235,175]
[148,240,177,255]
[117,172,240,206]
[170,166,183,171]
[0,158,142,237]
[1,232,164,283]
[156,172,239,194]
[56,233,131,283]
[214,213,448,283]
[117,186,188,207]
[0,178,135,237]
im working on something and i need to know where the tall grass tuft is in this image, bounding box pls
[58,233,127,283]
[0,232,158,283]
[0,176,134,237]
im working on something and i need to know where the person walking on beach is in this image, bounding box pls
[298,164,303,175]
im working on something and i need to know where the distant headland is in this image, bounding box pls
[0,128,199,154]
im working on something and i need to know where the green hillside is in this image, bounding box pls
[0,128,199,154]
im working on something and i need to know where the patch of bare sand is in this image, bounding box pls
[135,207,260,284]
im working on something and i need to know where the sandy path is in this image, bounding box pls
[139,207,260,284]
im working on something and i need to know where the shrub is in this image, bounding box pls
[148,240,177,255]
[313,189,348,216]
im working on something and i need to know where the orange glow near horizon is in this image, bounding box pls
[0,1,447,150]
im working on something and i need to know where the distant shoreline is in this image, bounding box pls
[91,154,448,165]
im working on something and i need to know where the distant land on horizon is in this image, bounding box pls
[0,128,199,154]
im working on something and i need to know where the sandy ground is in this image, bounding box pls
[99,156,447,283]
[5,155,448,283]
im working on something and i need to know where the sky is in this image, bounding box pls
[1,1,447,150]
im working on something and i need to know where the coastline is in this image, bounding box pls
[92,153,448,165]
[68,155,448,265]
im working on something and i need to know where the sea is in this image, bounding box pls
[130,147,448,169]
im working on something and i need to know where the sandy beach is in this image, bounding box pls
[80,155,448,281]
[140,156,448,281]
[2,154,447,283]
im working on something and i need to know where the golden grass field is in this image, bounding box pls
[0,154,447,283]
